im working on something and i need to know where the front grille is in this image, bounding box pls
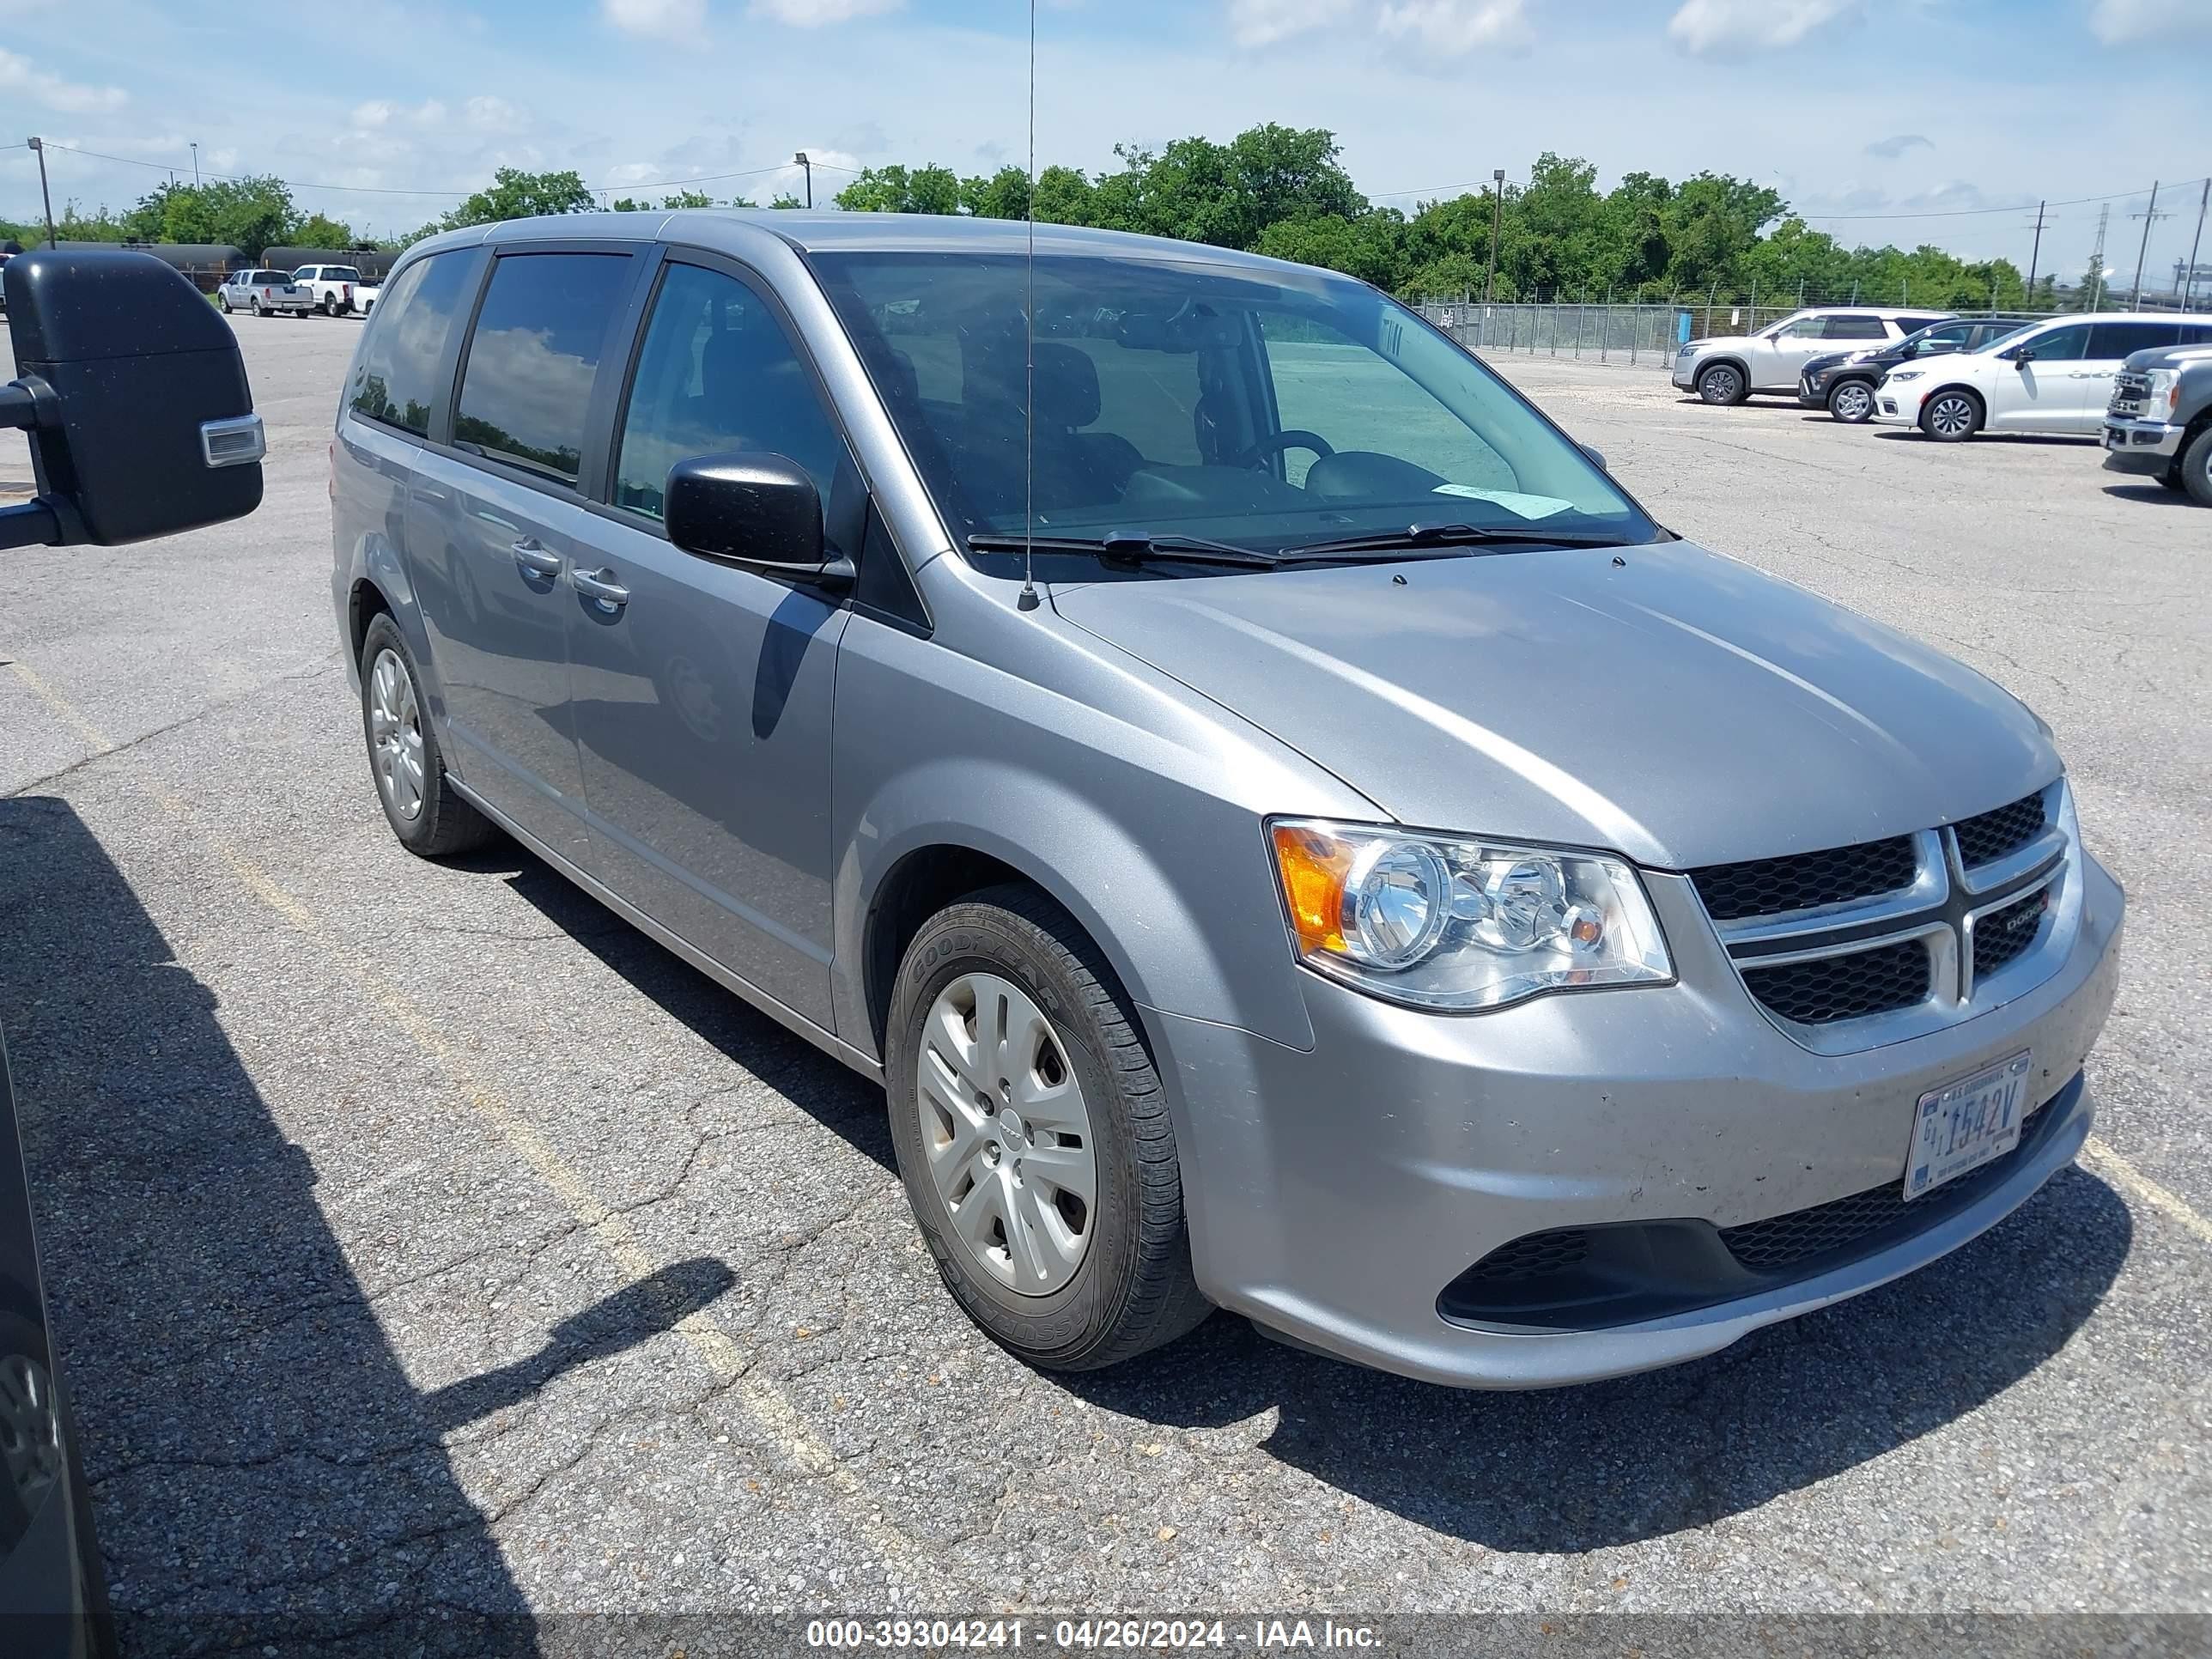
[1741,939,1930,1024]
[1954,791,2047,868]
[1456,1229,1589,1285]
[1721,1093,2051,1273]
[1974,888,2048,979]
[2109,373,2148,417]
[1690,836,1917,922]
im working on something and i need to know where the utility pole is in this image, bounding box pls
[2128,182,2168,309]
[2184,179,2209,313]
[26,137,56,248]
[2026,200,2045,304]
[2088,204,2110,310]
[793,151,813,210]
[191,141,201,187]
[1484,168,1505,306]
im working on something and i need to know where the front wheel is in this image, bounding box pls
[2181,426,2212,507]
[1919,388,1983,441]
[1826,378,1876,423]
[885,886,1210,1372]
[1697,362,1747,405]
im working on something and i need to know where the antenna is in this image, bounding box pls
[1017,0,1041,611]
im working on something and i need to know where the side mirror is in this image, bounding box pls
[2009,346,2035,365]
[665,453,851,587]
[1,248,263,553]
[1577,441,1608,472]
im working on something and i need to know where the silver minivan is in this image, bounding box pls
[330,212,2122,1389]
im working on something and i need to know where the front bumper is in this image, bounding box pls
[1670,355,1698,389]
[1146,854,2123,1389]
[2101,417,2184,474]
[1870,381,1927,427]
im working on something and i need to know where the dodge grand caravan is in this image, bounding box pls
[330,212,2122,1389]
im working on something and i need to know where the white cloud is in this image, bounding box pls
[2087,0,2212,43]
[750,0,902,24]
[1229,0,1353,46]
[0,47,128,113]
[604,0,707,37]
[1666,0,1858,57]
[464,95,525,133]
[1376,0,1528,53]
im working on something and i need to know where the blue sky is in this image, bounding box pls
[3,0,2209,284]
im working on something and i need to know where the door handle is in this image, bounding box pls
[511,538,564,579]
[571,566,630,610]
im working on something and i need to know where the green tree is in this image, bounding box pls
[834,164,960,215]
[293,212,358,249]
[443,167,594,229]
[124,176,301,254]
[960,166,1031,222]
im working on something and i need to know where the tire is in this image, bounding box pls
[885,885,1210,1372]
[218,292,232,313]
[357,612,495,857]
[250,297,264,318]
[1826,378,1876,423]
[1697,362,1747,405]
[2157,465,2184,492]
[1919,387,1983,442]
[323,294,339,316]
[2183,426,2212,507]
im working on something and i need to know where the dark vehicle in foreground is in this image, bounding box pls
[1800,315,2042,423]
[2103,343,2212,503]
[1,247,266,1655]
[332,212,2118,1390]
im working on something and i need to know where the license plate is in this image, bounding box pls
[1905,1050,2031,1201]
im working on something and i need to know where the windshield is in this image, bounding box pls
[322,266,361,282]
[809,250,1656,562]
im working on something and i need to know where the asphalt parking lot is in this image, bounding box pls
[2,313,2209,1649]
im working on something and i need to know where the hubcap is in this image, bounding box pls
[1932,397,1971,436]
[368,647,427,823]
[1705,368,1738,402]
[917,972,1097,1296]
[1836,384,1872,420]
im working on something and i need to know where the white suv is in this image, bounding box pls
[1672,307,1953,404]
[1872,313,2212,441]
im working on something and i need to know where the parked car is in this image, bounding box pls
[353,277,381,316]
[1873,313,2212,441]
[290,263,369,317]
[1672,307,1952,404]
[2,246,267,1658]
[1799,315,2042,423]
[216,269,314,318]
[331,213,2121,1390]
[2102,342,2212,503]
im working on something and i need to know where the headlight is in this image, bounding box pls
[1268,820,1673,1012]
[2143,368,2180,416]
[1887,368,1924,382]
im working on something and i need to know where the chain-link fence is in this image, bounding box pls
[1413,300,2069,370]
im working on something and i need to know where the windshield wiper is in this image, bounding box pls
[1282,520,1635,560]
[965,531,1279,568]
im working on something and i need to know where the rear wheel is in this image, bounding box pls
[885,886,1210,1372]
[2182,426,2212,507]
[249,297,264,317]
[358,612,495,856]
[323,293,340,316]
[1697,362,1747,405]
[1919,388,1983,441]
[1826,378,1876,423]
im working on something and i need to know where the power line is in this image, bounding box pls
[1800,177,2208,222]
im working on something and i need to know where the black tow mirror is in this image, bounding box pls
[664,453,851,587]
[1,249,263,553]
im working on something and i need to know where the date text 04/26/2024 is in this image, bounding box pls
[804,1619,1385,1650]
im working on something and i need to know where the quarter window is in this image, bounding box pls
[453,252,634,486]
[2086,321,2182,358]
[1825,316,1890,340]
[346,250,477,438]
[614,262,845,520]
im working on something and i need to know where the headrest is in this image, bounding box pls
[1031,342,1101,428]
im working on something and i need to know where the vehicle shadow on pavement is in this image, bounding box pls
[453,843,897,1171]
[0,797,735,1655]
[2100,483,2197,507]
[1067,1160,2130,1553]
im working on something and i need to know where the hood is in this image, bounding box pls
[2126,343,2212,371]
[1687,333,1758,352]
[1052,542,2057,870]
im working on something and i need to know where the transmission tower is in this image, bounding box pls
[2087,204,2110,310]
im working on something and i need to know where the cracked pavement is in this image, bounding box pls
[0,320,2207,1651]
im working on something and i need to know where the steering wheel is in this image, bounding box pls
[1233,429,1335,471]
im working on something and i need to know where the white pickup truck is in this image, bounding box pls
[290,264,377,317]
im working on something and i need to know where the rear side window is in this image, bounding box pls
[2087,321,2181,358]
[348,251,477,438]
[453,252,633,485]
[1826,316,1889,340]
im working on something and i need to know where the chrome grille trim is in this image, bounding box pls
[1695,781,2077,1054]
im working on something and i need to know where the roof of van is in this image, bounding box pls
[410,209,1331,276]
